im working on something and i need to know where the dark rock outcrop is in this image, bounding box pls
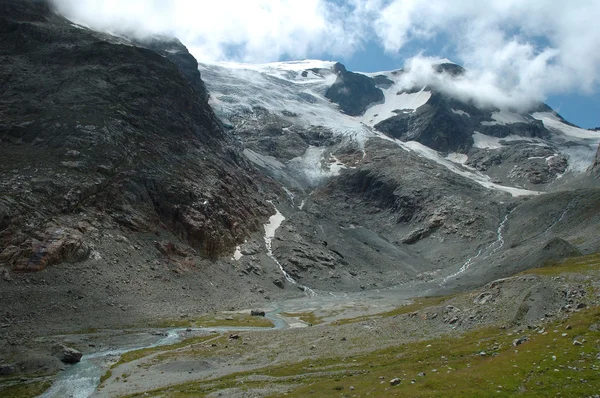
[435,63,466,76]
[0,363,15,375]
[325,63,384,116]
[590,145,600,177]
[0,0,270,269]
[375,92,476,152]
[374,89,552,153]
[52,344,82,364]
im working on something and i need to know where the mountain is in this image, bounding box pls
[1,1,600,392]
[199,59,600,293]
[0,0,301,347]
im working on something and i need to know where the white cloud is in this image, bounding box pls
[50,0,600,110]
[367,0,600,109]
[50,0,360,62]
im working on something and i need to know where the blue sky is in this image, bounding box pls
[52,0,600,129]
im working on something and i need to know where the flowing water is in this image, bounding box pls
[38,311,286,398]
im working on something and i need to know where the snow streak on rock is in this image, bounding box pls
[264,202,316,296]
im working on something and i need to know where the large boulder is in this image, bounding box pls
[52,344,83,364]
[0,363,15,375]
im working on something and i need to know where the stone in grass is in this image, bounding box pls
[52,344,82,364]
[390,378,402,386]
[513,336,529,346]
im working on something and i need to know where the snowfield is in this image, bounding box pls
[199,60,599,195]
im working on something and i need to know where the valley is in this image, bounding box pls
[1,1,600,397]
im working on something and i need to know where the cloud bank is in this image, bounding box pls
[51,0,600,110]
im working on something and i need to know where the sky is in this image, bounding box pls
[51,0,600,129]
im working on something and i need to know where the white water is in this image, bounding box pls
[542,197,577,236]
[264,202,316,296]
[441,207,516,285]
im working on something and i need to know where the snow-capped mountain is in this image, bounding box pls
[200,60,600,196]
[198,59,600,292]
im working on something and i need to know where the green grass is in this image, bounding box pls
[126,306,600,397]
[522,252,600,277]
[149,313,273,329]
[0,380,53,398]
[106,334,219,372]
[337,295,453,325]
[280,312,325,325]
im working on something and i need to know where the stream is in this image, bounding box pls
[440,206,517,285]
[38,310,288,398]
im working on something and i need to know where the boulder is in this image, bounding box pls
[0,363,15,375]
[52,344,82,364]
[250,310,266,317]
[11,227,90,272]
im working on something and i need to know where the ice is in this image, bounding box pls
[202,61,373,142]
[531,112,600,140]
[232,246,243,261]
[378,134,539,197]
[451,109,470,117]
[361,87,432,126]
[199,61,571,197]
[481,110,527,126]
[446,153,468,164]
[472,132,539,149]
[472,132,503,149]
[288,146,349,185]
[531,112,600,171]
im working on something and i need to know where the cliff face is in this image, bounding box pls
[591,145,600,177]
[0,0,270,270]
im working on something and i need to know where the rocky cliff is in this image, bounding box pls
[591,145,600,177]
[0,0,271,271]
[325,62,384,116]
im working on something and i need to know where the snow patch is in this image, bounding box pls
[481,110,527,126]
[378,134,539,197]
[232,246,243,261]
[472,132,539,150]
[472,132,503,149]
[298,200,306,210]
[451,109,470,117]
[263,203,316,296]
[89,250,102,260]
[532,112,600,140]
[531,112,600,171]
[446,153,468,164]
[288,147,348,184]
[361,87,431,126]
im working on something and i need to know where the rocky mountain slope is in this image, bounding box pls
[199,58,600,294]
[0,0,299,353]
